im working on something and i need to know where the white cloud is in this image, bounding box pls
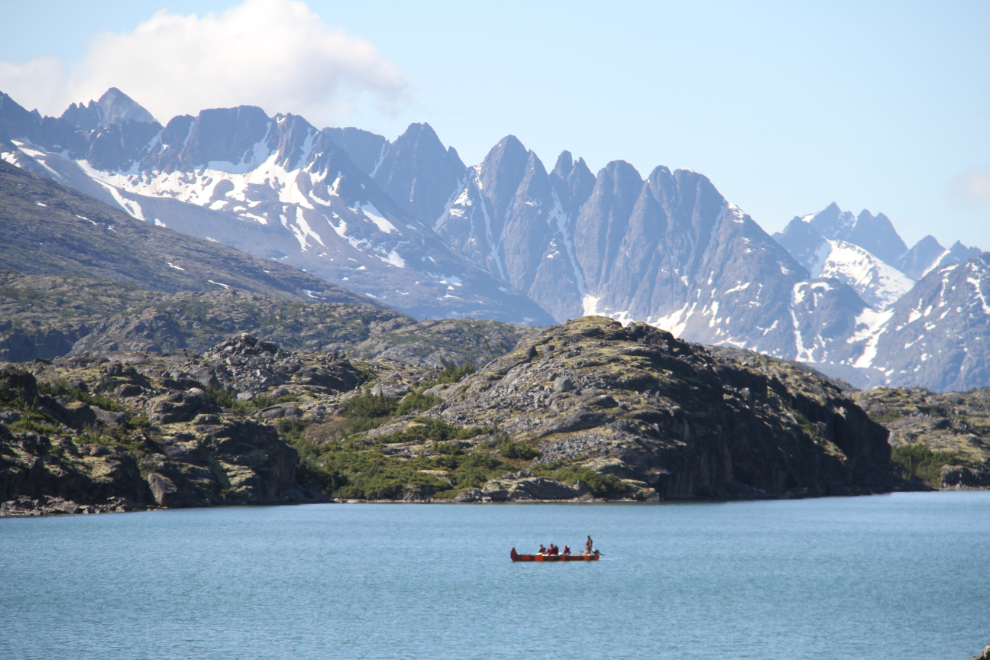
[951,165,990,207]
[0,0,410,127]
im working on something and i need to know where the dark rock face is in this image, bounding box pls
[940,465,990,489]
[895,235,947,280]
[322,127,388,175]
[895,236,983,281]
[434,316,903,500]
[60,87,158,131]
[0,421,149,514]
[797,203,908,265]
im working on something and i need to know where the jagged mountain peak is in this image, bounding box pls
[477,135,537,219]
[894,235,983,281]
[371,120,466,225]
[550,151,595,217]
[552,149,575,174]
[61,87,158,131]
[796,202,907,265]
[321,126,388,175]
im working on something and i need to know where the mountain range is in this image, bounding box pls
[1,87,987,392]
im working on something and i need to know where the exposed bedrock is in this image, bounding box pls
[433,316,904,499]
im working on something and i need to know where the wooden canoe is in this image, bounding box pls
[510,548,599,562]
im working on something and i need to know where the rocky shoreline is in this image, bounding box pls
[4,318,938,516]
[6,316,988,517]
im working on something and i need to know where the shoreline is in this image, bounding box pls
[3,485,978,519]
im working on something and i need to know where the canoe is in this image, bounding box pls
[510,548,599,562]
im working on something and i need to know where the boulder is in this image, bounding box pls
[0,367,39,407]
[149,388,214,424]
[482,474,589,500]
[372,383,411,398]
[147,472,178,506]
[454,488,482,502]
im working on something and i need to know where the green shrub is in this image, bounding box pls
[396,391,441,416]
[295,461,347,494]
[206,385,236,409]
[344,392,398,419]
[39,380,123,412]
[277,418,305,442]
[872,410,904,424]
[376,418,488,445]
[10,418,62,437]
[533,464,628,497]
[498,439,541,460]
[437,358,476,384]
[891,444,968,487]
[126,413,151,429]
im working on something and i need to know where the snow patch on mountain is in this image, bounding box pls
[359,202,396,234]
[811,240,915,309]
[850,307,894,368]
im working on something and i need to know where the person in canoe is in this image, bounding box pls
[562,545,571,556]
[538,544,546,555]
[584,535,593,555]
[548,544,559,556]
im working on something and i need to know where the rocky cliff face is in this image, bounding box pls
[431,316,901,500]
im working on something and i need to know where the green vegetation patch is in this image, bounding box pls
[872,410,905,424]
[891,444,974,488]
[376,418,490,445]
[395,390,441,416]
[39,380,124,412]
[533,463,629,497]
[497,439,541,460]
[437,358,476,384]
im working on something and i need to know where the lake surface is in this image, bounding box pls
[1,492,989,660]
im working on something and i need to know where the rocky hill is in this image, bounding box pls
[0,270,532,368]
[852,387,990,489]
[1,317,915,515]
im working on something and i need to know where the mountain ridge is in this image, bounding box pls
[3,86,989,392]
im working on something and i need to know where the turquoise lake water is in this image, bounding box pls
[1,492,989,660]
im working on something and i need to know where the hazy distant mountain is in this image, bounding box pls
[799,203,908,265]
[775,208,915,309]
[0,90,553,325]
[839,254,990,391]
[895,235,983,280]
[4,86,990,392]
[374,129,873,363]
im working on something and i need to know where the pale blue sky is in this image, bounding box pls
[2,0,988,252]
